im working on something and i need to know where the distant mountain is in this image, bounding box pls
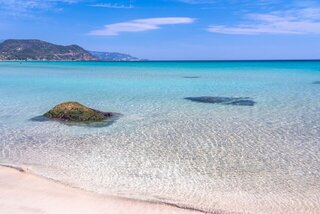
[0,39,142,61]
[90,51,140,61]
[0,39,96,61]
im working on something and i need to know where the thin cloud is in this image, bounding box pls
[177,0,280,5]
[0,0,79,15]
[89,17,195,36]
[177,0,216,4]
[90,3,134,9]
[207,7,320,35]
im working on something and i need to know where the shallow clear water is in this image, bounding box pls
[0,61,320,213]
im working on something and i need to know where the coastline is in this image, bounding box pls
[0,165,204,214]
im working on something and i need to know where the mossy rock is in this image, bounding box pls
[44,102,112,122]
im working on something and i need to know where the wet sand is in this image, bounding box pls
[0,165,202,214]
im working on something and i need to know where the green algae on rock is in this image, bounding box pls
[44,102,112,122]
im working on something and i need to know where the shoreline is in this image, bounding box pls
[0,164,205,214]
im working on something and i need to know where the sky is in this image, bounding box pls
[1,0,320,60]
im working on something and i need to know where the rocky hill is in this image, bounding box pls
[0,39,97,61]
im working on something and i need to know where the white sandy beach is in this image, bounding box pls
[0,166,202,214]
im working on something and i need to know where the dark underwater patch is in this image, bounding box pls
[183,76,200,79]
[184,96,256,106]
[313,81,320,84]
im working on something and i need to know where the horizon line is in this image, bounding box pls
[1,59,320,62]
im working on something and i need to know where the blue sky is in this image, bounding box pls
[1,0,320,60]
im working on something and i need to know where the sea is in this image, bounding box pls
[0,61,319,213]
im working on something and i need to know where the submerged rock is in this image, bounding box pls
[185,96,256,106]
[313,81,320,84]
[44,102,112,122]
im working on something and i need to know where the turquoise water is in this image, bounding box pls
[0,61,320,213]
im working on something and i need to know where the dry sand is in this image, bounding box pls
[0,165,203,214]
